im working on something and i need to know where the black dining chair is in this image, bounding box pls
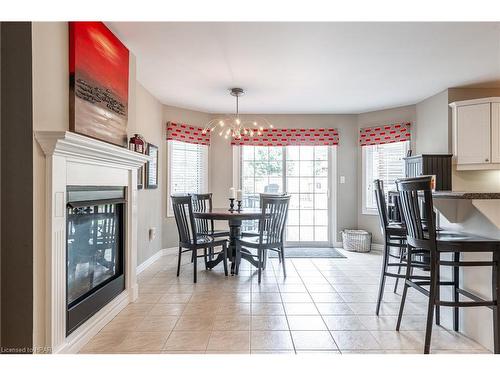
[171,195,228,283]
[395,176,500,354]
[191,193,230,262]
[191,193,230,238]
[235,195,290,283]
[374,179,408,315]
[241,192,287,270]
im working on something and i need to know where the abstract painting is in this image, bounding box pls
[69,22,129,147]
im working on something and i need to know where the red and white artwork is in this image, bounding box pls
[69,22,130,147]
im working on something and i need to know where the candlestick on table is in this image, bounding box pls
[229,198,235,211]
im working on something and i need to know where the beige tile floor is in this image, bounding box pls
[79,248,491,354]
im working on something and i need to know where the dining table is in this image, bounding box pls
[193,208,264,274]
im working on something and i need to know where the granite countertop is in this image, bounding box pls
[431,191,500,199]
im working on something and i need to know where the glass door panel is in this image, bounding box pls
[240,144,332,245]
[285,145,330,245]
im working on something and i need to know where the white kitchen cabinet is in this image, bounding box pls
[492,102,500,163]
[450,97,500,170]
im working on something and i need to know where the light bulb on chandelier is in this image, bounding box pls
[202,88,274,140]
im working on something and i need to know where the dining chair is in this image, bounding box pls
[374,179,408,315]
[235,195,290,283]
[395,176,500,354]
[191,193,230,238]
[191,193,230,262]
[242,193,287,263]
[171,195,228,283]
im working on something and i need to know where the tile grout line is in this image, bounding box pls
[293,258,342,353]
[272,257,297,354]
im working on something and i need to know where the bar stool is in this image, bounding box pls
[396,176,500,354]
[374,179,408,316]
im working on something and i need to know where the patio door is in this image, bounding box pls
[240,145,334,246]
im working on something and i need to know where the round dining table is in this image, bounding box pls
[193,208,263,274]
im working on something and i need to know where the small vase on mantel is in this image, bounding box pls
[129,134,145,153]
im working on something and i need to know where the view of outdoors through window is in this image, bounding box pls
[363,141,409,211]
[241,145,330,243]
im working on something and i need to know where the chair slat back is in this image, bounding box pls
[259,195,290,246]
[259,193,285,207]
[373,179,389,236]
[396,176,436,250]
[191,193,213,235]
[171,195,198,245]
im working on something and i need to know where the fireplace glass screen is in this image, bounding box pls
[67,199,123,305]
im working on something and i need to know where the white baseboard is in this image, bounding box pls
[136,250,164,275]
[136,247,178,275]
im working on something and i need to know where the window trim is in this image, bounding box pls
[361,141,409,216]
[166,140,209,217]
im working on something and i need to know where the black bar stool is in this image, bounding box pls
[396,176,500,354]
[374,179,408,315]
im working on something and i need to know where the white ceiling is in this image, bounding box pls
[107,22,500,114]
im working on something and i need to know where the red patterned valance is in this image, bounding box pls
[231,128,339,147]
[359,122,411,146]
[166,122,210,146]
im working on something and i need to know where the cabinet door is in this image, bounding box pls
[492,103,500,163]
[457,103,491,164]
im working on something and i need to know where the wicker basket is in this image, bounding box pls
[341,230,372,253]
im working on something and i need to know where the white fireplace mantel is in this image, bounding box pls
[35,131,151,354]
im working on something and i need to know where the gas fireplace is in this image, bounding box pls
[66,186,126,335]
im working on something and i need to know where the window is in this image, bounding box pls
[241,146,284,209]
[362,141,409,214]
[168,140,208,216]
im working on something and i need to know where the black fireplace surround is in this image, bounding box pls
[66,186,126,336]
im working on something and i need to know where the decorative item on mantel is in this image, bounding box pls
[129,133,146,153]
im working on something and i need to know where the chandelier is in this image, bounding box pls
[202,88,273,140]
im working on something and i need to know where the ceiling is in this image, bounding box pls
[107,22,500,114]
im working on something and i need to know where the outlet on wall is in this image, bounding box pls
[149,227,156,241]
[340,176,346,184]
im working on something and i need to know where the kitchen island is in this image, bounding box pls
[430,190,500,352]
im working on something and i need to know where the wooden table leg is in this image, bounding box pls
[228,219,242,275]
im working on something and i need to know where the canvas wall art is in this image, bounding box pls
[69,22,129,147]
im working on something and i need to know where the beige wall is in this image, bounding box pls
[415,90,450,154]
[133,83,165,265]
[357,105,417,244]
[162,105,213,248]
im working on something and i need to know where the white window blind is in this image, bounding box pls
[168,140,208,216]
[363,141,409,213]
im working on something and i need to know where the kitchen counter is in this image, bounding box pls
[431,191,500,199]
